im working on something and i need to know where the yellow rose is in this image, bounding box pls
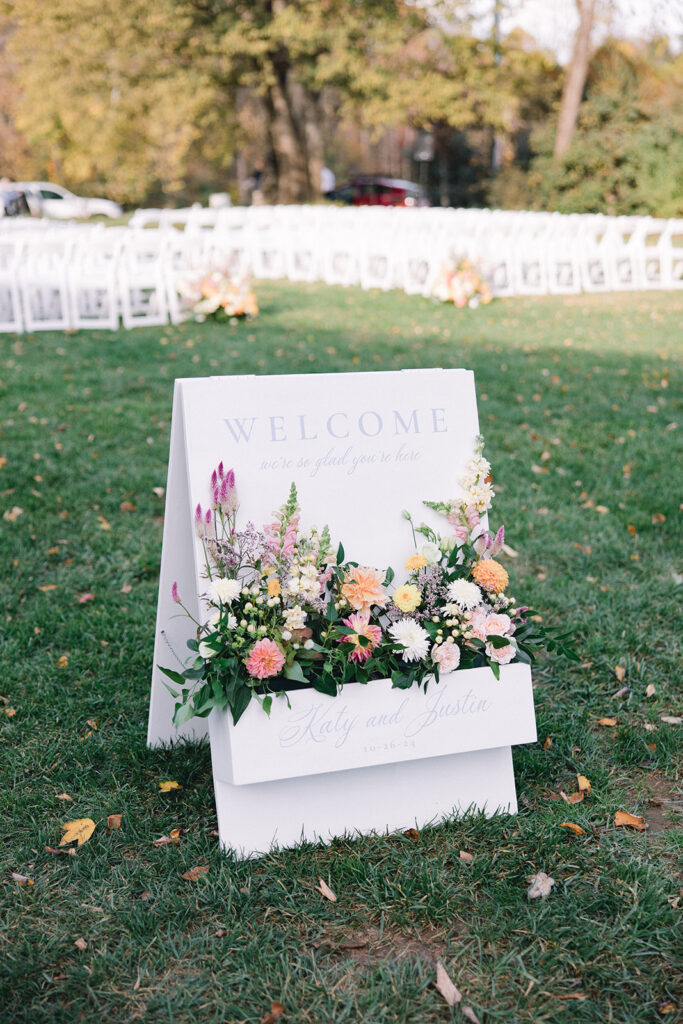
[392,584,422,613]
[405,553,428,571]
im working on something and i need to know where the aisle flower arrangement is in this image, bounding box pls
[178,269,258,322]
[432,258,492,308]
[161,440,574,726]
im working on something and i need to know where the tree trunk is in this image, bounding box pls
[553,0,597,161]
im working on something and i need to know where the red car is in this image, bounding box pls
[326,175,430,207]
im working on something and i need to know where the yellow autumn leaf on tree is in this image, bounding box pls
[159,780,182,792]
[59,818,96,846]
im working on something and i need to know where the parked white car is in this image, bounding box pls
[11,182,123,219]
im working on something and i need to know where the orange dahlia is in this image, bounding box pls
[472,559,509,593]
[341,566,388,613]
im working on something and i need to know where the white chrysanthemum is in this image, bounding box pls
[420,541,441,565]
[446,579,482,610]
[389,618,430,663]
[283,605,307,630]
[208,577,241,604]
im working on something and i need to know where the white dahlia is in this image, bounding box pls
[207,577,242,604]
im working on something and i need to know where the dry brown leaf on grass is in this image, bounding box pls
[106,814,122,831]
[57,655,69,669]
[462,1007,481,1024]
[614,665,626,682]
[652,512,666,524]
[78,593,95,604]
[645,684,656,698]
[45,846,76,857]
[459,850,474,863]
[261,1001,285,1024]
[435,960,461,1006]
[661,715,682,725]
[181,865,209,881]
[3,506,23,522]
[627,524,637,536]
[60,818,96,847]
[577,775,591,793]
[403,827,420,842]
[153,829,182,846]
[598,717,617,727]
[152,487,165,499]
[120,582,132,594]
[39,584,57,592]
[11,872,34,885]
[158,780,182,792]
[55,792,72,802]
[120,501,136,513]
[527,872,555,899]
[560,791,584,805]
[315,878,337,902]
[74,937,88,951]
[614,811,648,831]
[543,735,552,749]
[560,822,587,836]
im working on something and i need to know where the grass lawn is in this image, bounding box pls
[0,283,681,1023]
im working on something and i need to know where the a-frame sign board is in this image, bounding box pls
[148,370,537,857]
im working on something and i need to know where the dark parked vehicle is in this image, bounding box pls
[326,175,429,207]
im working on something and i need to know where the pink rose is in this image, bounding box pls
[485,613,512,637]
[486,641,516,665]
[432,642,461,674]
[465,607,488,641]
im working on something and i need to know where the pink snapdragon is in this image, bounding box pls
[264,515,300,559]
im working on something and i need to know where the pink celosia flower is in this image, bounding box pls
[245,638,286,679]
[432,642,461,673]
[339,613,382,664]
[171,581,181,604]
[486,641,516,665]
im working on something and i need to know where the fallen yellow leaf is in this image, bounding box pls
[435,960,462,1006]
[614,811,647,831]
[560,822,586,836]
[260,1001,286,1024]
[181,865,209,881]
[57,655,69,669]
[614,665,626,682]
[59,818,96,846]
[159,780,182,792]
[626,524,637,536]
[543,735,552,749]
[153,828,182,846]
[577,775,591,793]
[11,872,34,885]
[315,877,337,902]
[598,717,617,727]
[98,517,111,531]
[3,506,23,522]
[38,584,57,592]
[645,684,656,698]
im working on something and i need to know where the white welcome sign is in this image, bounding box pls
[148,369,537,857]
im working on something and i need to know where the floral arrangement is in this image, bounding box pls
[432,258,492,308]
[178,268,258,323]
[160,440,574,727]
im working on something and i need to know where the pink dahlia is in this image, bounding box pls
[245,638,286,679]
[339,612,382,664]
